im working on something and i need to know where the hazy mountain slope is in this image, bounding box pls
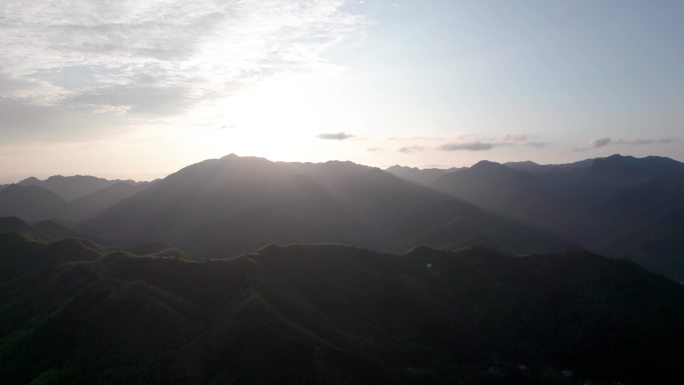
[594,175,684,278]
[1,237,683,385]
[535,154,684,207]
[0,185,70,221]
[85,155,575,258]
[431,161,578,236]
[18,175,149,201]
[85,156,366,255]
[1,178,152,222]
[68,182,151,221]
[425,154,684,278]
[291,161,573,254]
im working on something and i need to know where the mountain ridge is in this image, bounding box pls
[83,154,577,258]
[1,234,682,384]
[388,154,684,278]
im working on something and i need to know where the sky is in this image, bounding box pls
[1,0,683,182]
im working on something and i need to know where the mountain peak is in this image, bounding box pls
[592,153,684,174]
[18,176,41,185]
[386,165,418,171]
[471,160,504,170]
[507,160,539,166]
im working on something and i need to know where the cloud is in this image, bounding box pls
[575,137,678,151]
[621,138,677,145]
[437,141,498,151]
[0,0,365,142]
[422,134,550,153]
[398,145,424,154]
[318,132,354,140]
[591,137,613,148]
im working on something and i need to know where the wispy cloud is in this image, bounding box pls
[398,145,425,154]
[318,132,354,140]
[575,137,678,151]
[621,138,677,145]
[0,0,365,141]
[590,137,613,148]
[437,141,499,151]
[390,133,551,153]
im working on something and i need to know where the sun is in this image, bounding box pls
[170,72,353,163]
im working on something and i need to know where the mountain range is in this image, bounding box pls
[1,233,683,385]
[0,176,152,222]
[387,154,684,279]
[83,154,574,258]
[2,153,683,279]
[3,153,684,384]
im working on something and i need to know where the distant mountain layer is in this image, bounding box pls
[1,235,683,385]
[5,153,684,279]
[85,155,576,258]
[0,185,69,222]
[385,165,462,185]
[389,154,684,279]
[0,179,151,222]
[17,175,148,201]
[0,216,86,243]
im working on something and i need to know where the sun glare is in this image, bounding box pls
[169,71,352,162]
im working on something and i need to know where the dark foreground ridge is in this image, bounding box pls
[2,234,683,385]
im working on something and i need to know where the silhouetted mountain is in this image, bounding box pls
[0,185,69,221]
[594,174,684,277]
[84,155,576,258]
[0,216,85,242]
[1,236,682,385]
[18,175,149,201]
[32,220,87,241]
[385,165,462,185]
[399,154,684,279]
[0,216,33,234]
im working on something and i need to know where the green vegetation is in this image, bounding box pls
[1,235,683,385]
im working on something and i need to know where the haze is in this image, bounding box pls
[3,3,684,382]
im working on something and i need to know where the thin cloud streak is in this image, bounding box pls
[318,132,354,140]
[437,141,498,151]
[575,137,678,151]
[398,145,425,154]
[393,133,549,153]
